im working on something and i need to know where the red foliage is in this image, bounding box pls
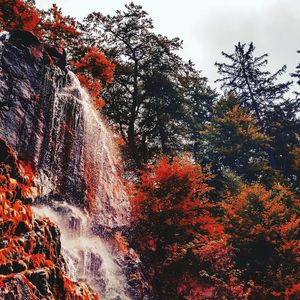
[129,156,240,298]
[0,0,41,36]
[130,156,214,227]
[73,47,115,84]
[0,140,99,299]
[76,74,101,97]
[41,4,80,46]
[72,47,115,108]
[0,2,80,47]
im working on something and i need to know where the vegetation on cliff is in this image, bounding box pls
[0,139,99,299]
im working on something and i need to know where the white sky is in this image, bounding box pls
[35,0,300,91]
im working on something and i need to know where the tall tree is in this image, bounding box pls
[83,3,215,168]
[215,42,298,172]
[215,42,292,124]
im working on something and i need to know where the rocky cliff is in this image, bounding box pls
[0,30,150,299]
[0,138,99,299]
[0,30,130,229]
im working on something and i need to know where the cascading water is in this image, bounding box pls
[32,203,129,299]
[32,70,132,299]
[36,70,130,229]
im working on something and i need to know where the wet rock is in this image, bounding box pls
[9,30,40,47]
[12,260,27,273]
[0,139,99,300]
[45,44,67,70]
[15,221,31,235]
[27,269,50,295]
[0,263,13,275]
[0,30,131,228]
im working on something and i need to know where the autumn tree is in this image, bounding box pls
[0,0,41,35]
[72,47,115,109]
[222,183,300,299]
[128,156,247,299]
[39,4,80,49]
[0,1,81,48]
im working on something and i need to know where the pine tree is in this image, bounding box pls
[215,42,292,124]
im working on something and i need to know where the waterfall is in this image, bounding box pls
[32,203,129,300]
[32,70,132,299]
[36,70,130,229]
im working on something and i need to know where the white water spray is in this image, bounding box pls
[32,71,132,299]
[33,203,128,299]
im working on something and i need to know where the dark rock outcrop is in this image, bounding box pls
[0,138,99,300]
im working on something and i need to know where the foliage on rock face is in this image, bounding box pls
[72,46,115,109]
[0,0,114,110]
[0,1,80,45]
[222,183,300,299]
[0,139,99,299]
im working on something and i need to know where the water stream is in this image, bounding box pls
[32,70,131,299]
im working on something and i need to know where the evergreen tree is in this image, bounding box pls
[215,42,300,173]
[215,42,292,124]
[200,94,275,191]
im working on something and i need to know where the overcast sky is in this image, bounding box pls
[35,0,300,91]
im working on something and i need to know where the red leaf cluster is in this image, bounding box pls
[73,47,115,109]
[0,0,41,35]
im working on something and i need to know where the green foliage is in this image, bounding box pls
[199,94,275,191]
[83,3,216,168]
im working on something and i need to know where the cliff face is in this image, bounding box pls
[0,30,151,299]
[0,30,130,229]
[0,139,99,300]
